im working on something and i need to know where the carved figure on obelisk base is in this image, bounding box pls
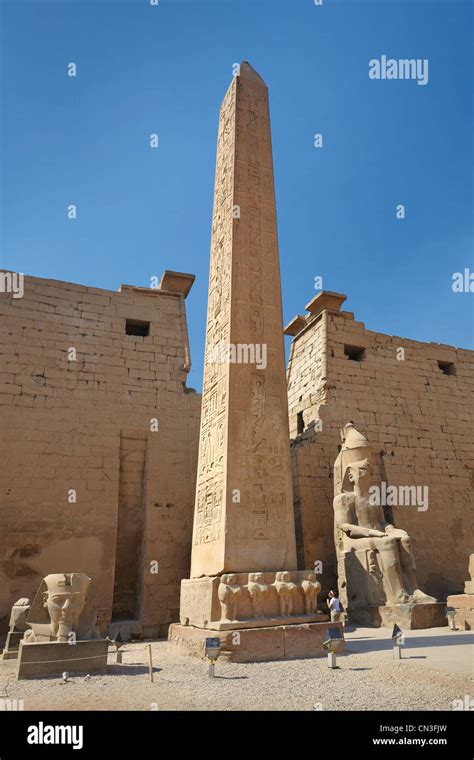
[218,574,241,621]
[274,572,297,616]
[300,572,321,615]
[333,424,439,626]
[23,573,94,643]
[247,573,268,618]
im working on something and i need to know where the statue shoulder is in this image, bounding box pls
[333,492,355,512]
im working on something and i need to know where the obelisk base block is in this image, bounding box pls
[199,613,328,631]
[179,571,324,629]
[168,620,344,663]
[447,594,474,630]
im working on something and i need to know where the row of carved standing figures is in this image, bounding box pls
[218,571,321,621]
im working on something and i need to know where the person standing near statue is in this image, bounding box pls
[328,591,343,622]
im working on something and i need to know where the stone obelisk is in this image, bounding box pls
[168,62,342,661]
[191,61,296,576]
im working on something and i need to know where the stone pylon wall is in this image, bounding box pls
[286,297,474,599]
[0,273,201,636]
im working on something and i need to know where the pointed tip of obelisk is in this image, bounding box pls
[239,61,267,87]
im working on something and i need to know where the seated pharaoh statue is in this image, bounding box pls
[333,423,441,627]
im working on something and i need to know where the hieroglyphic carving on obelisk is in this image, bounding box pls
[190,61,297,577]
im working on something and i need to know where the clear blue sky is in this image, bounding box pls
[1,0,472,390]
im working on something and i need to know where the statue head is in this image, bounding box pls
[278,571,291,583]
[8,598,30,632]
[344,457,373,493]
[303,572,316,582]
[225,574,238,585]
[43,573,90,641]
[334,423,379,495]
[249,572,264,583]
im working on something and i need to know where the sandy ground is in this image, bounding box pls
[1,626,472,711]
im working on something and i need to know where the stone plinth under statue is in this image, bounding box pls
[16,639,108,680]
[168,62,342,662]
[333,423,446,630]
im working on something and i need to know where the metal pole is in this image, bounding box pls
[208,662,215,678]
[148,644,154,682]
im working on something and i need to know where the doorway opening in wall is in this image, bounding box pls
[111,432,147,633]
[297,411,305,435]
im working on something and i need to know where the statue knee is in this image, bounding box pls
[379,536,396,552]
[400,536,412,552]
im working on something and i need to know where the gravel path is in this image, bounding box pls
[1,635,472,711]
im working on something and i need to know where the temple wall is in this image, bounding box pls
[287,299,474,599]
[0,273,201,635]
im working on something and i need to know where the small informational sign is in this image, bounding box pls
[391,623,404,659]
[391,623,403,640]
[205,637,221,662]
[322,625,343,654]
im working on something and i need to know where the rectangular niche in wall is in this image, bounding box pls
[125,319,150,337]
[344,344,366,362]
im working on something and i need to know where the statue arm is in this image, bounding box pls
[334,494,371,538]
[339,522,378,539]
